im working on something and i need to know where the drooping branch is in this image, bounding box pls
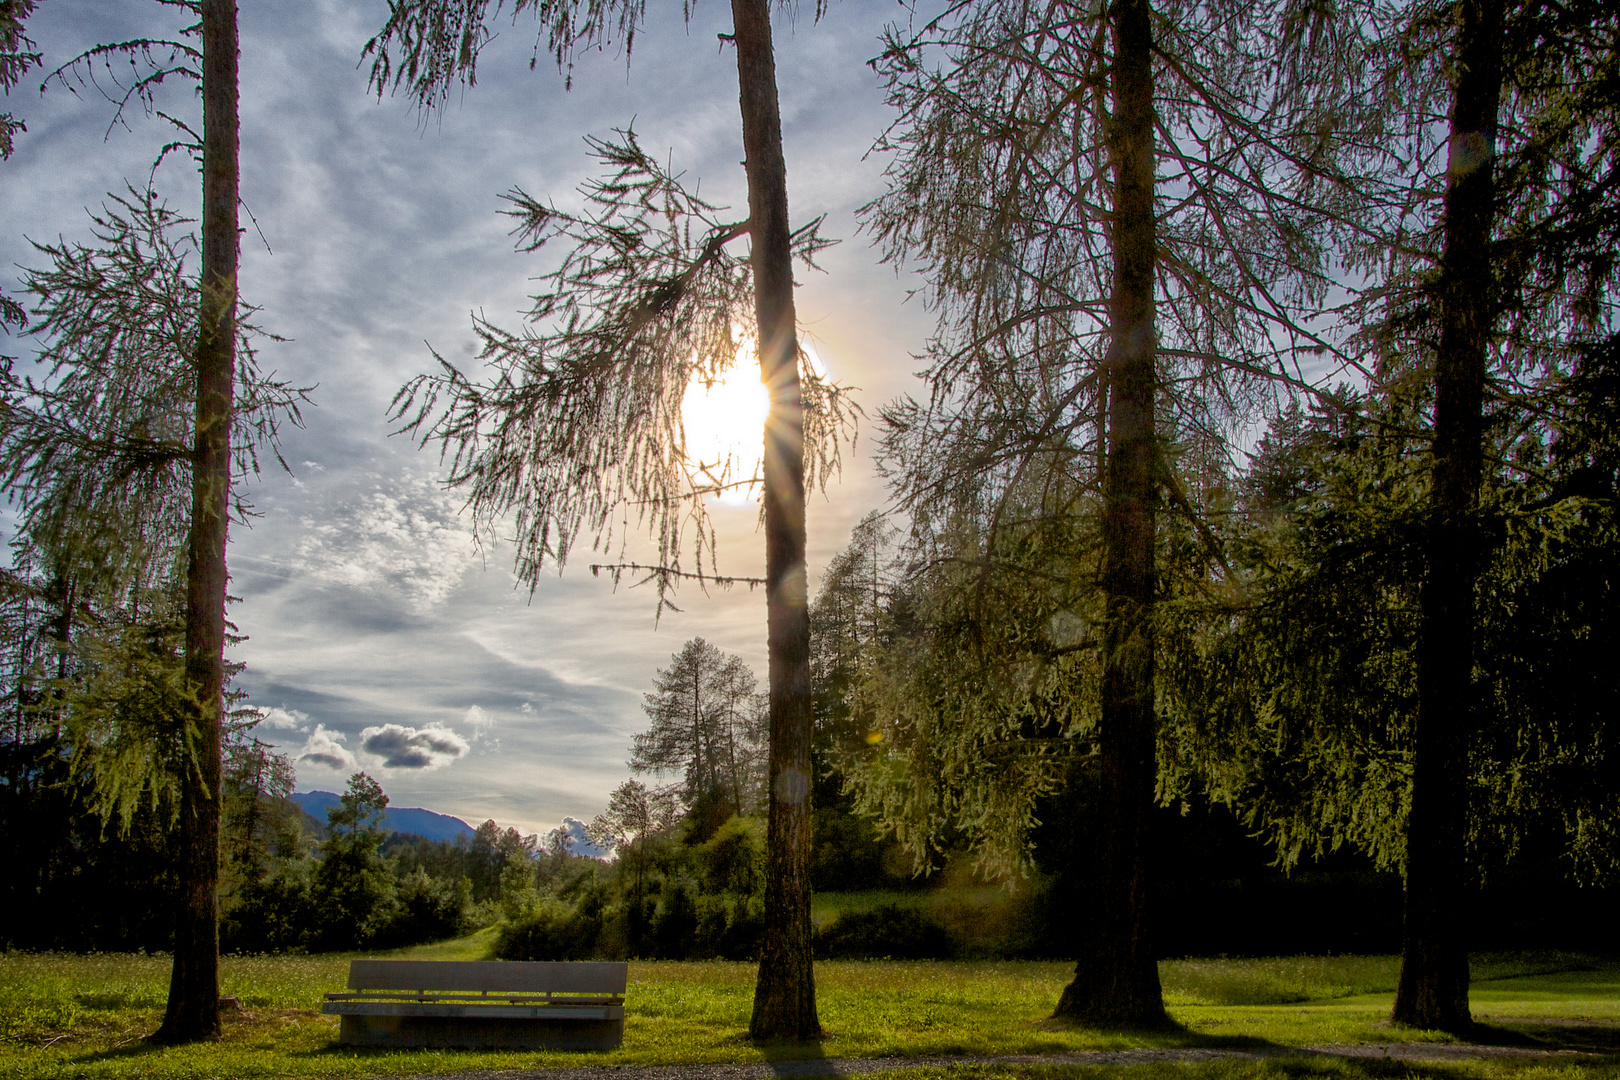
[390,130,851,612]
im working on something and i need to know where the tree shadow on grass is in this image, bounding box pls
[998,1052,1619,1080]
[1035,1013,1282,1052]
[56,1034,195,1069]
[1470,1017,1620,1054]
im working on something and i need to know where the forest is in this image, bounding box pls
[0,0,1615,1057]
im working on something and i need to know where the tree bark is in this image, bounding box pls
[1053,0,1165,1028]
[731,0,819,1042]
[1392,0,1501,1034]
[152,0,238,1046]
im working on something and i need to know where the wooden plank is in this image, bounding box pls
[324,992,622,1005]
[323,1001,624,1021]
[346,960,628,994]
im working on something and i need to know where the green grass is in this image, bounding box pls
[1,948,1615,1080]
[813,887,1022,954]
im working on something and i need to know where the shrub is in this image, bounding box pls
[649,878,700,958]
[817,903,952,959]
[711,895,763,960]
[221,867,316,953]
[697,816,763,896]
[494,898,605,960]
[373,870,470,948]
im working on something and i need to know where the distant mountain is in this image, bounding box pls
[291,791,476,844]
[554,816,612,859]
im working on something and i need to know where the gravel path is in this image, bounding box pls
[378,1041,1605,1080]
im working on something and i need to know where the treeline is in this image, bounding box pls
[0,631,924,957]
[494,636,921,962]
[1,719,534,953]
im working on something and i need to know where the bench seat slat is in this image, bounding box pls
[346,960,627,994]
[323,1001,625,1021]
[325,991,622,1005]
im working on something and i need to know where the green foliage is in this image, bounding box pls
[45,588,199,833]
[811,805,907,891]
[1162,377,1619,884]
[633,638,767,830]
[380,870,474,948]
[310,773,395,949]
[647,876,700,959]
[494,894,606,960]
[220,861,318,955]
[831,496,1107,881]
[497,857,539,921]
[695,815,764,896]
[1160,393,1429,873]
[0,186,305,852]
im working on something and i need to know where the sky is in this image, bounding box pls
[0,0,936,835]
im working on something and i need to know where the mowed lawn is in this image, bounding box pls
[1,943,1616,1080]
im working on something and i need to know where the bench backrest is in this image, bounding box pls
[347,960,628,994]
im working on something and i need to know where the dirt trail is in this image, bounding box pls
[381,1041,1607,1080]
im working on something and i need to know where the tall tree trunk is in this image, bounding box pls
[1392,0,1502,1034]
[1053,0,1165,1028]
[732,0,819,1042]
[153,0,238,1045]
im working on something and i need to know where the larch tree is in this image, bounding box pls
[633,636,766,828]
[1328,0,1617,1027]
[6,0,298,1039]
[706,648,769,817]
[859,0,1366,1025]
[159,0,238,1040]
[0,194,297,840]
[1395,0,1504,1031]
[587,777,683,899]
[1152,0,1619,1030]
[366,0,849,1039]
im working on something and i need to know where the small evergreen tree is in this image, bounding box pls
[313,772,395,950]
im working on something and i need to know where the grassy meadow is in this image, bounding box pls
[1,941,1616,1080]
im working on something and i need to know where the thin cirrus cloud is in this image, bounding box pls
[359,723,470,770]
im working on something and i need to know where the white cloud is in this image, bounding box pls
[463,705,500,752]
[359,722,469,770]
[261,707,310,732]
[294,476,478,614]
[295,724,357,772]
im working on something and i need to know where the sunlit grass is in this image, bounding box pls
[1,949,1614,1080]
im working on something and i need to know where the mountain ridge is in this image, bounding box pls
[290,790,476,844]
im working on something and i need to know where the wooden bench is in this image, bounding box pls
[321,959,627,1049]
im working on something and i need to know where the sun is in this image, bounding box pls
[682,341,769,505]
[679,339,828,506]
